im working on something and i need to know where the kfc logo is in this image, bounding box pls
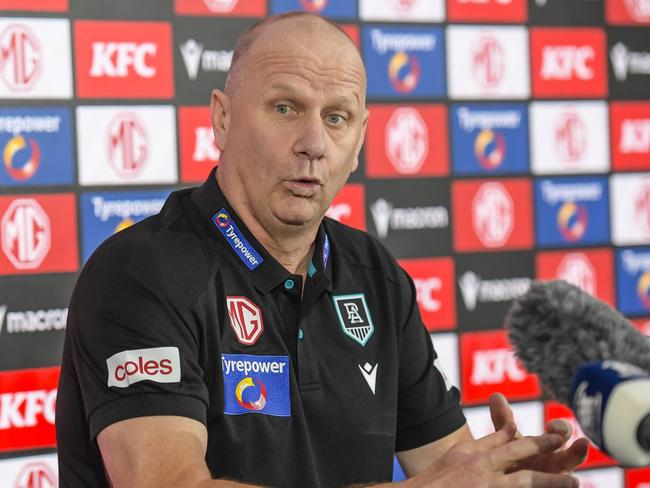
[471,348,527,384]
[107,113,148,178]
[473,36,505,89]
[472,183,513,248]
[620,118,650,154]
[531,28,607,98]
[107,347,181,388]
[611,102,650,171]
[226,296,264,345]
[555,112,586,163]
[0,25,40,92]
[1,199,50,270]
[178,106,218,183]
[385,108,428,174]
[556,253,597,296]
[326,183,365,231]
[74,21,173,98]
[13,462,57,488]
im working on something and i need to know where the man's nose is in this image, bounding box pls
[293,113,326,161]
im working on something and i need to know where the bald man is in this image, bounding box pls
[56,13,587,488]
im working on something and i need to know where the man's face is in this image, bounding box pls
[215,19,368,231]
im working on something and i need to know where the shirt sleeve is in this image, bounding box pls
[394,266,466,452]
[67,239,210,442]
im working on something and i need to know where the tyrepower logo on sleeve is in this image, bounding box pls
[534,177,610,248]
[606,0,650,24]
[617,248,650,315]
[530,101,610,175]
[0,194,78,275]
[0,366,59,452]
[76,106,177,186]
[0,108,74,186]
[0,453,58,488]
[399,257,456,331]
[447,0,527,22]
[531,28,607,98]
[106,347,180,388]
[451,104,529,175]
[460,330,540,405]
[611,173,650,245]
[221,354,290,416]
[446,26,529,100]
[359,0,445,21]
[362,26,445,98]
[365,104,448,178]
[175,0,267,16]
[611,102,650,171]
[74,21,173,99]
[179,106,219,183]
[0,19,72,99]
[326,183,366,231]
[452,179,533,252]
[536,248,615,306]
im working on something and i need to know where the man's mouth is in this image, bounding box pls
[285,178,322,197]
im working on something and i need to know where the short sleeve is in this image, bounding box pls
[394,267,466,452]
[67,241,210,441]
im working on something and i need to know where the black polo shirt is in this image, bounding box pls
[56,169,465,488]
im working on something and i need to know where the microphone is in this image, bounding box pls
[505,280,650,467]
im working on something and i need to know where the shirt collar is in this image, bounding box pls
[191,167,332,294]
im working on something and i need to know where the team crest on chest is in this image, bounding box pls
[333,293,375,346]
[226,296,263,345]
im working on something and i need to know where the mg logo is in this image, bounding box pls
[226,296,263,345]
[1,199,50,270]
[385,108,428,174]
[472,182,513,247]
[557,253,596,296]
[389,0,416,10]
[626,0,650,21]
[473,36,505,89]
[13,462,56,488]
[555,112,586,163]
[635,184,650,234]
[202,0,239,11]
[107,113,148,178]
[0,25,41,92]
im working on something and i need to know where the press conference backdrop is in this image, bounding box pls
[0,0,649,486]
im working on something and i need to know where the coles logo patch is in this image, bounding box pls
[226,296,264,345]
[221,354,290,416]
[106,347,181,388]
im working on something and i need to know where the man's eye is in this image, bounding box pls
[327,114,345,125]
[275,105,290,115]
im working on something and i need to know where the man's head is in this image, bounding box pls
[211,13,368,238]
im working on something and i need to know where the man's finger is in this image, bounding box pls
[545,438,590,473]
[489,393,514,431]
[489,433,565,471]
[545,419,572,443]
[473,422,518,451]
[505,470,579,488]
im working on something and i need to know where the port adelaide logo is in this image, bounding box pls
[333,293,375,346]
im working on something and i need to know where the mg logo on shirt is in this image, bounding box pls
[333,294,375,346]
[226,297,264,346]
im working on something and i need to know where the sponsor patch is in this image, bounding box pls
[106,347,180,388]
[226,296,263,345]
[212,208,263,270]
[333,293,375,346]
[221,354,290,416]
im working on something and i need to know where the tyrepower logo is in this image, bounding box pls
[607,0,650,24]
[399,257,456,331]
[460,330,540,405]
[617,248,650,315]
[179,106,219,183]
[611,102,650,171]
[452,179,533,252]
[530,101,609,175]
[447,0,527,22]
[531,28,607,98]
[0,19,71,99]
[175,0,266,16]
[0,194,78,275]
[74,21,173,99]
[0,366,59,452]
[326,183,366,231]
[365,105,448,178]
[611,173,650,245]
[106,347,180,388]
[77,106,177,186]
[537,249,615,306]
[447,26,529,100]
[359,0,445,21]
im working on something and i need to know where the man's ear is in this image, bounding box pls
[352,108,369,172]
[210,89,230,152]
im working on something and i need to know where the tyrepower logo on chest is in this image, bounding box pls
[221,354,290,417]
[106,347,180,388]
[74,21,173,99]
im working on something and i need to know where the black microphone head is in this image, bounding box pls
[505,280,650,404]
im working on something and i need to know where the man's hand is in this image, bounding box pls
[488,393,590,475]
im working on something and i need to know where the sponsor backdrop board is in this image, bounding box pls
[0,0,649,484]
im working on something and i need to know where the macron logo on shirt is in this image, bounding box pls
[106,347,181,388]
